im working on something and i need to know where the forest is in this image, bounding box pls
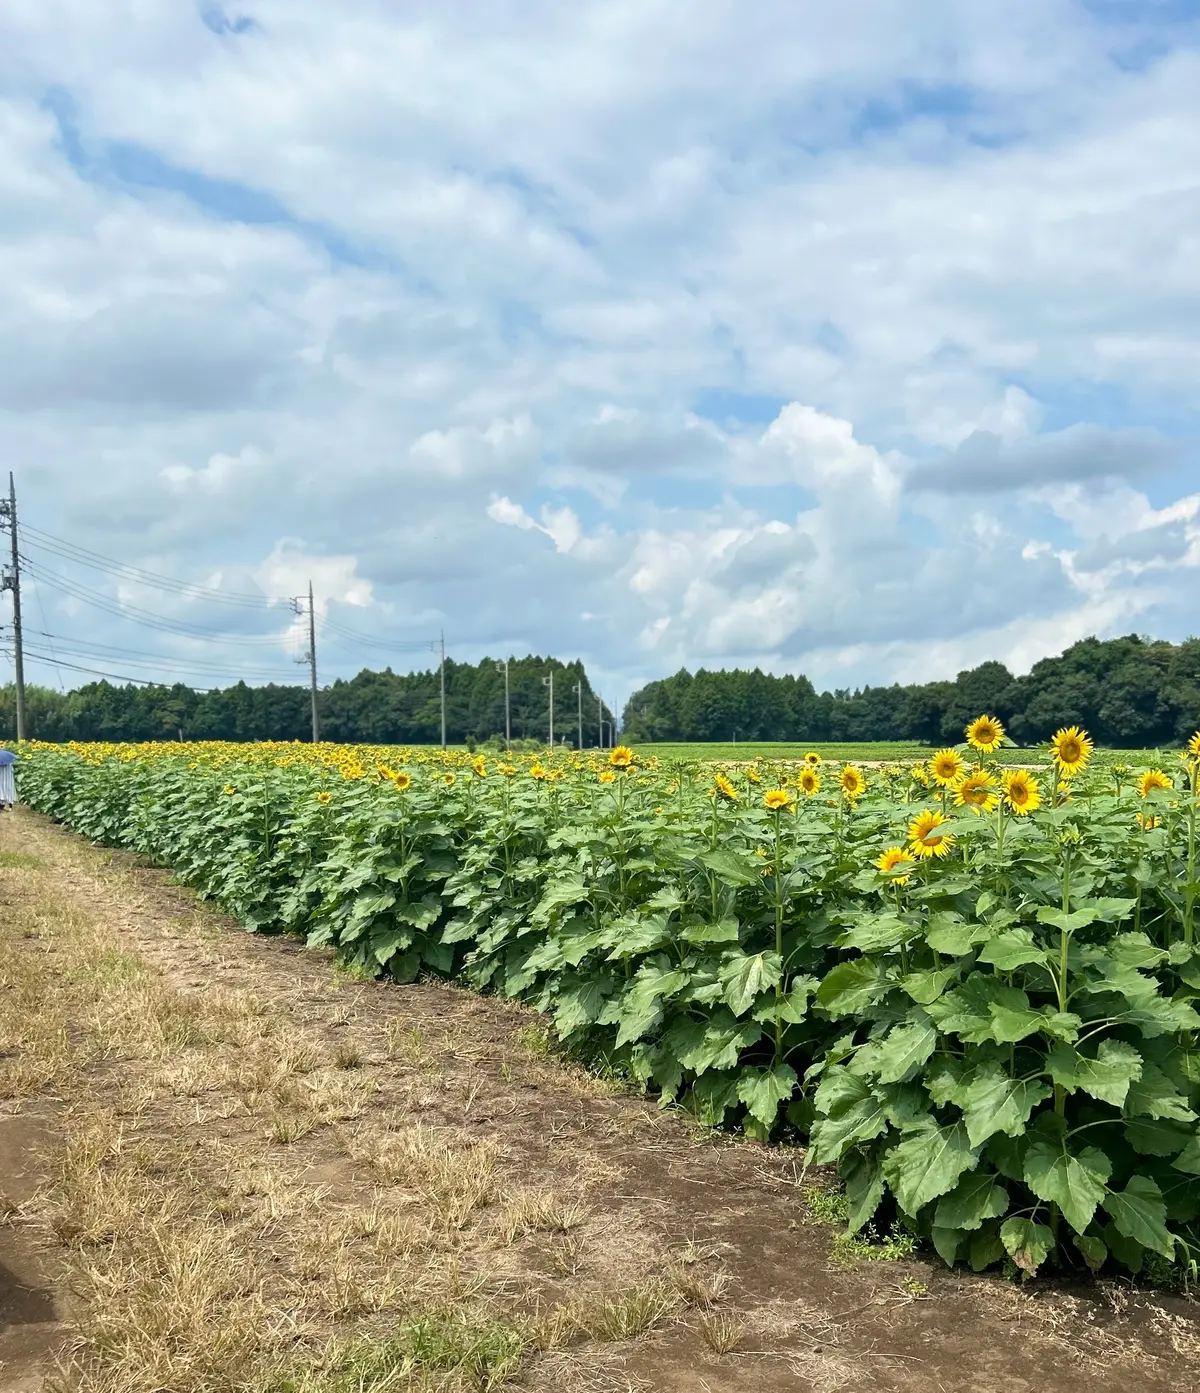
[3,632,1197,749]
[0,656,616,746]
[620,634,1200,748]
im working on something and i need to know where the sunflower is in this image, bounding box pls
[911,761,930,786]
[876,846,914,885]
[714,773,738,801]
[840,765,866,800]
[1139,769,1172,797]
[965,714,1005,754]
[609,745,636,769]
[1138,812,1160,831]
[222,784,237,796]
[764,788,794,811]
[598,770,615,784]
[1188,731,1200,759]
[1002,768,1040,815]
[442,772,457,787]
[907,808,954,859]
[499,764,518,778]
[930,749,965,787]
[315,790,332,804]
[798,767,821,796]
[746,765,762,785]
[1051,726,1093,776]
[529,764,547,781]
[954,770,999,814]
[471,756,487,778]
[804,751,823,767]
[392,771,413,791]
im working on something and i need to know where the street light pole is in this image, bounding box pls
[542,671,554,746]
[494,659,510,748]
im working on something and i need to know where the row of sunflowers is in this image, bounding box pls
[15,720,1200,1283]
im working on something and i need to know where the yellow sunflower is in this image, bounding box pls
[930,748,965,787]
[499,764,518,778]
[908,809,955,859]
[442,772,457,787]
[392,771,413,791]
[1139,769,1172,797]
[804,751,823,767]
[529,764,547,781]
[798,767,821,797]
[222,784,237,796]
[1002,768,1040,816]
[1138,812,1160,831]
[840,765,866,800]
[1051,726,1093,776]
[965,714,1005,754]
[714,773,738,801]
[764,788,794,811]
[954,770,999,814]
[876,846,914,885]
[472,756,487,778]
[1188,731,1200,759]
[598,770,615,784]
[746,764,763,785]
[609,745,636,769]
[315,791,332,804]
[911,761,930,787]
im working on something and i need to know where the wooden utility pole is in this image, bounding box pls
[307,581,319,743]
[0,474,26,741]
[439,632,446,749]
[542,670,554,745]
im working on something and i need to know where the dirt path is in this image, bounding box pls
[1,808,1199,1393]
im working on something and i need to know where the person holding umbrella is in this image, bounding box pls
[0,746,16,810]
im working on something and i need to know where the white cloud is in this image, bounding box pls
[3,1,1200,702]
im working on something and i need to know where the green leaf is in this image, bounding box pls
[1037,907,1097,933]
[1000,1217,1054,1275]
[969,1228,1006,1271]
[838,913,912,953]
[681,917,741,945]
[958,1065,1053,1148]
[925,913,979,956]
[931,1225,964,1266]
[809,1069,889,1165]
[1076,1234,1108,1274]
[1124,1064,1197,1123]
[676,1013,764,1075]
[1124,1117,1193,1158]
[897,967,957,1005]
[614,967,691,1047]
[696,848,760,887]
[882,1119,978,1216]
[1023,1140,1111,1236]
[1045,1040,1143,1108]
[977,929,1050,972]
[553,977,611,1037]
[532,879,589,923]
[720,951,782,1016]
[842,1150,885,1234]
[873,1016,937,1085]
[1102,1177,1175,1260]
[817,958,887,1018]
[736,1063,798,1128]
[1171,1135,1200,1176]
[689,1071,741,1126]
[933,1172,1009,1232]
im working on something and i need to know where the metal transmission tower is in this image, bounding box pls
[0,474,26,740]
[291,582,319,742]
[542,670,554,745]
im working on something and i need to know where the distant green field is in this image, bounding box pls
[638,740,1175,768]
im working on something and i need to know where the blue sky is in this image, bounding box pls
[2,1,1200,715]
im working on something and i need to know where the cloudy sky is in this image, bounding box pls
[3,1,1200,714]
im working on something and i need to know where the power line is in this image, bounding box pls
[21,524,282,608]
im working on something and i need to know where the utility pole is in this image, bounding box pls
[0,474,27,741]
[495,658,510,748]
[596,691,604,750]
[439,632,446,750]
[542,670,554,746]
[572,679,583,750]
[292,583,319,742]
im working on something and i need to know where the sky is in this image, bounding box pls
[3,0,1200,718]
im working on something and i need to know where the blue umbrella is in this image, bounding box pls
[0,750,16,766]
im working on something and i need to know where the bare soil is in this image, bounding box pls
[1,807,1198,1392]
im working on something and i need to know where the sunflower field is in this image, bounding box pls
[16,721,1200,1282]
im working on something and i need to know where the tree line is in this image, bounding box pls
[1,655,617,747]
[620,634,1200,748]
